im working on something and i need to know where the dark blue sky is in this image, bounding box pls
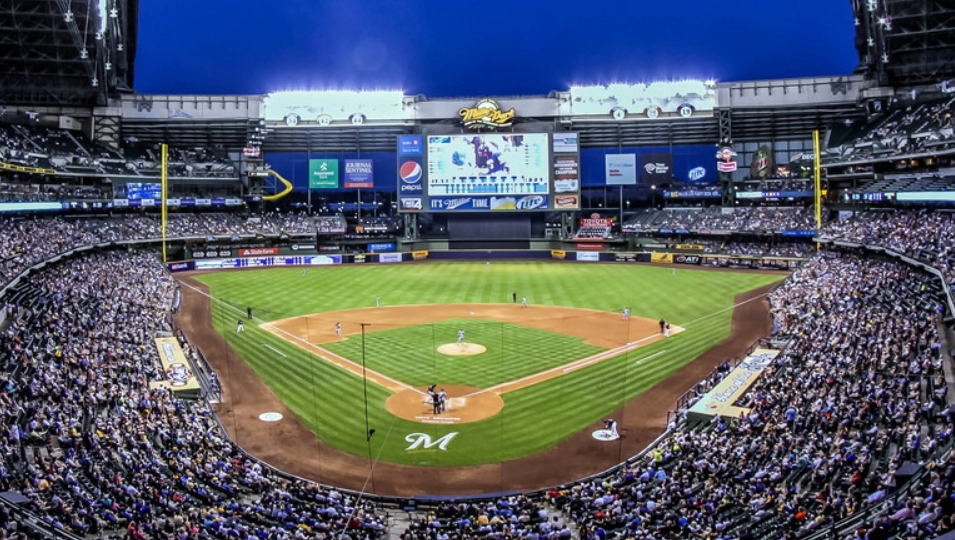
[134,1,859,98]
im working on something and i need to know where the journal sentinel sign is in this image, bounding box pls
[344,159,374,189]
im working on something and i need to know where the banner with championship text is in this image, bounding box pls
[687,348,780,422]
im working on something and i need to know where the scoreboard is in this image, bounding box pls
[397,133,580,212]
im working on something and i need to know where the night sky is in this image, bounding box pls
[134,1,860,98]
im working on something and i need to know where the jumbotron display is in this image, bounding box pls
[397,133,580,212]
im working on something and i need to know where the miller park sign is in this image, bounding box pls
[458,98,516,130]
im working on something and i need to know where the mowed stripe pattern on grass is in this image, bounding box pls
[197,262,782,466]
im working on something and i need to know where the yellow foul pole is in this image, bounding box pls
[161,143,168,263]
[813,130,822,234]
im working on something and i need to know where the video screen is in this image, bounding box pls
[426,134,550,197]
[125,182,162,200]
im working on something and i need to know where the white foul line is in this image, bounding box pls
[178,279,419,395]
[262,343,287,358]
[634,350,667,365]
[677,292,770,328]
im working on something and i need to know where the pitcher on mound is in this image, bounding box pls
[457,328,465,348]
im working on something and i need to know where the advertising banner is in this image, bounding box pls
[344,159,374,189]
[368,242,396,252]
[412,250,429,260]
[238,247,279,257]
[550,250,567,259]
[651,253,673,264]
[579,216,613,228]
[750,145,774,179]
[400,197,423,211]
[553,155,580,193]
[379,253,402,263]
[552,133,579,153]
[398,158,424,194]
[308,159,339,189]
[641,153,673,184]
[554,194,580,209]
[398,135,424,156]
[167,261,195,272]
[575,251,600,262]
[605,154,637,185]
[195,255,342,269]
[673,254,702,265]
[428,195,548,211]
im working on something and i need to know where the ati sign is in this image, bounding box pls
[404,432,458,451]
[458,98,515,130]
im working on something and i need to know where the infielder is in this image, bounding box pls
[622,307,630,321]
[236,319,244,333]
[521,296,527,308]
[335,322,342,338]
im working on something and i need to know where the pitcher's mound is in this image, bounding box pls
[437,343,486,356]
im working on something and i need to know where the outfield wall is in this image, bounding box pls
[167,248,803,273]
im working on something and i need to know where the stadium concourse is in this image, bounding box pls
[0,209,947,540]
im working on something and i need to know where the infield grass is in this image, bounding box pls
[195,261,783,466]
[324,318,605,388]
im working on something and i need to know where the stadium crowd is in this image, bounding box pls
[826,96,955,162]
[624,206,816,234]
[819,209,955,286]
[0,206,949,540]
[0,121,235,180]
[516,252,949,540]
[0,250,388,539]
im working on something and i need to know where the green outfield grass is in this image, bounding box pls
[196,261,783,466]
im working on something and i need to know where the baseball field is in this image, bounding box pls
[176,261,782,494]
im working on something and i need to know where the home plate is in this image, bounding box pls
[259,412,283,422]
[592,429,619,441]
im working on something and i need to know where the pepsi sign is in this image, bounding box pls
[398,159,423,193]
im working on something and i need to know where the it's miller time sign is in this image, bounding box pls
[458,98,516,130]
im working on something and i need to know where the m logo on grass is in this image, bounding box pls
[404,432,458,451]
